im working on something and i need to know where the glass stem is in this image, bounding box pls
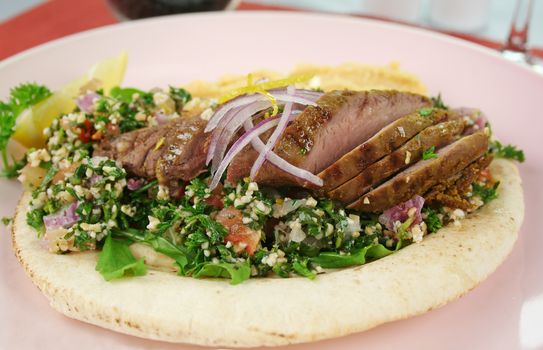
[502,0,533,55]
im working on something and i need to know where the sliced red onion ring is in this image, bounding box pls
[205,90,320,133]
[208,101,270,172]
[243,118,323,187]
[250,86,296,179]
[378,195,425,232]
[76,92,101,113]
[209,117,280,190]
[43,202,80,231]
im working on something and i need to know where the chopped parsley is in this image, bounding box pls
[472,182,499,204]
[490,141,525,162]
[1,216,12,226]
[419,107,434,117]
[422,146,439,160]
[169,86,192,110]
[431,93,448,110]
[422,207,442,233]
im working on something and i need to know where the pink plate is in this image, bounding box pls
[1,11,542,350]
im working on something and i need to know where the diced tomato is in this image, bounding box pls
[216,207,260,255]
[78,119,94,143]
[478,168,494,182]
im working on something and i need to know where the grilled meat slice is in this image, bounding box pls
[319,108,451,191]
[93,128,142,162]
[227,90,430,186]
[329,118,466,203]
[123,125,171,178]
[347,131,489,212]
[156,117,210,184]
[424,155,493,211]
[94,117,209,183]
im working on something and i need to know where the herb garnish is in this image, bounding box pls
[419,107,434,117]
[422,146,439,160]
[422,207,442,233]
[490,141,525,162]
[472,182,499,204]
[0,83,51,177]
[431,93,448,109]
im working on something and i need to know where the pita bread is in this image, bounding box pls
[11,159,523,347]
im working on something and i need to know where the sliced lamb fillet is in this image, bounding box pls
[227,90,431,187]
[347,131,489,212]
[328,118,466,203]
[424,155,493,211]
[141,118,187,178]
[93,128,141,160]
[319,108,452,191]
[119,125,170,178]
[156,116,210,184]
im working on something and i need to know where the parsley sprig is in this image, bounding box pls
[490,141,525,162]
[422,146,439,160]
[0,83,51,177]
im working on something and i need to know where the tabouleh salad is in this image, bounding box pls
[1,62,525,284]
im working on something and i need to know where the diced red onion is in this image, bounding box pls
[378,195,425,232]
[127,178,144,190]
[43,202,80,231]
[209,117,280,190]
[243,117,323,187]
[76,92,101,113]
[89,174,102,186]
[155,112,170,125]
[250,86,296,179]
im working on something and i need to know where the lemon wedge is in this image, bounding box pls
[12,51,128,148]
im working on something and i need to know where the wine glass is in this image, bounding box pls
[500,0,543,74]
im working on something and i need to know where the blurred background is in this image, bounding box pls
[1,0,542,64]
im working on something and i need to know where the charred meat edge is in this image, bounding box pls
[318,108,450,192]
[424,155,493,211]
[347,131,489,212]
[328,118,466,203]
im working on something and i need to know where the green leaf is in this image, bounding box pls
[422,146,438,160]
[472,181,500,204]
[9,83,52,115]
[418,107,434,117]
[110,87,151,104]
[310,244,392,269]
[431,93,448,110]
[113,229,191,274]
[1,83,51,177]
[192,260,251,285]
[292,259,316,279]
[169,86,192,108]
[490,140,525,162]
[96,235,147,281]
